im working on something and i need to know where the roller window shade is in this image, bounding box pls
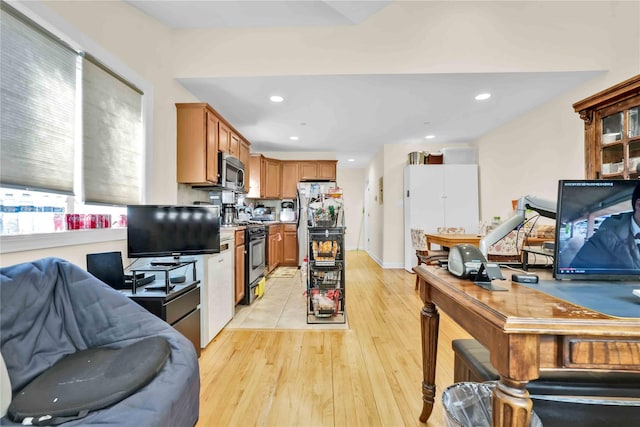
[0,6,77,194]
[82,57,142,205]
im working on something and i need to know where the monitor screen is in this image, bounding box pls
[127,205,221,258]
[86,251,126,289]
[554,179,640,280]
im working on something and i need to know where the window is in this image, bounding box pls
[0,2,143,237]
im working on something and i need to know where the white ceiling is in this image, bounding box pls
[126,0,392,28]
[126,1,602,169]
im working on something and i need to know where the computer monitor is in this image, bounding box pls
[86,251,127,290]
[554,179,640,280]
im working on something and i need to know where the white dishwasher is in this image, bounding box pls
[199,232,234,348]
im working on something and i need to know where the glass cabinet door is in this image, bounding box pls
[628,106,640,178]
[629,106,639,138]
[601,112,623,143]
[598,101,640,178]
[573,75,640,180]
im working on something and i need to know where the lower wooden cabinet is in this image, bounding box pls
[267,224,283,273]
[282,223,298,266]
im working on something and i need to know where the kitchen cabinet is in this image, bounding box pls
[267,224,282,273]
[248,154,264,198]
[230,132,240,158]
[265,158,282,198]
[298,160,337,181]
[249,154,282,199]
[281,161,299,198]
[282,223,298,266]
[176,103,250,185]
[298,161,317,181]
[573,75,640,179]
[403,164,479,272]
[234,229,245,304]
[239,139,250,192]
[218,121,232,154]
[317,161,337,180]
[176,103,219,185]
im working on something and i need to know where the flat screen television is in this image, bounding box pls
[554,179,640,280]
[127,205,221,259]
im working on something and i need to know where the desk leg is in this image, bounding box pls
[419,297,439,422]
[492,378,532,427]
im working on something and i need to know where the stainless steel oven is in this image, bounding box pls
[243,224,266,304]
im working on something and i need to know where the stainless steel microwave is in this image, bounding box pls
[218,152,245,192]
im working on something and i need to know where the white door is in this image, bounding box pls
[404,165,446,271]
[443,165,479,234]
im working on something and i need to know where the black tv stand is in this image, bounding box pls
[150,256,195,266]
[131,260,197,294]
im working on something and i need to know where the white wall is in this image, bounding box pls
[476,3,640,222]
[336,168,365,250]
[0,240,127,268]
[366,150,385,265]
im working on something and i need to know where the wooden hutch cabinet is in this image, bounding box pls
[573,75,640,179]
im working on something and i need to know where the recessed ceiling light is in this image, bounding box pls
[475,93,491,101]
[269,95,284,103]
[290,136,299,141]
[425,135,435,139]
[347,158,355,162]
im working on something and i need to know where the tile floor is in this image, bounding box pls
[226,268,349,330]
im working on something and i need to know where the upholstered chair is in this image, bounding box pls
[411,228,455,290]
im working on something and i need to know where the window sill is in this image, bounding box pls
[0,228,127,254]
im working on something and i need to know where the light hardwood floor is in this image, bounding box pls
[197,251,471,427]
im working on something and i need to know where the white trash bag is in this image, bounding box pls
[442,382,543,427]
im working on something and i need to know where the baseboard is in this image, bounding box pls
[367,250,383,267]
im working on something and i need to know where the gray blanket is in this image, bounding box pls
[0,257,199,426]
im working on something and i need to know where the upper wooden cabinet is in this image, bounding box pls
[281,161,299,198]
[573,75,640,179]
[230,132,240,158]
[247,155,281,199]
[250,158,338,199]
[176,103,219,185]
[298,160,337,181]
[176,102,251,186]
[298,162,318,181]
[218,121,232,154]
[317,161,337,180]
[239,139,250,192]
[264,158,282,199]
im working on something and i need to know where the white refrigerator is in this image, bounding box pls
[403,164,479,272]
[296,181,337,268]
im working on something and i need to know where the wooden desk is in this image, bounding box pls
[425,233,481,250]
[415,265,640,426]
